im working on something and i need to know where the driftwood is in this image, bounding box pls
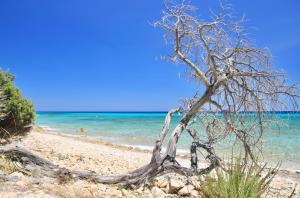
[0,108,220,187]
[1,0,298,188]
[0,145,71,178]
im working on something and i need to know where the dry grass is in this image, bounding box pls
[0,155,18,174]
[201,156,278,198]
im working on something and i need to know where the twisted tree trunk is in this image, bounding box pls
[0,86,219,187]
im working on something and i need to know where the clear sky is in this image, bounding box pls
[0,0,299,111]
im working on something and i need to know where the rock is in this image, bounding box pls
[164,194,177,198]
[121,189,130,197]
[15,180,26,188]
[0,139,8,144]
[140,195,152,198]
[155,177,168,188]
[136,186,144,194]
[58,153,69,160]
[9,172,24,179]
[161,187,168,193]
[178,185,194,196]
[191,179,201,191]
[33,190,46,197]
[31,168,42,177]
[73,180,86,187]
[58,153,64,160]
[168,179,184,194]
[151,186,165,197]
[190,190,200,197]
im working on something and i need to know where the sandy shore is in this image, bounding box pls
[0,130,299,197]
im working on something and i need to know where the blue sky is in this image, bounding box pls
[0,0,299,111]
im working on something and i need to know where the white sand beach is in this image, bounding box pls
[0,129,299,197]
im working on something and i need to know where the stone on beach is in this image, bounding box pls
[177,185,194,196]
[151,186,165,197]
[167,179,185,194]
[154,176,168,188]
[190,176,201,191]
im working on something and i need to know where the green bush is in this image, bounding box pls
[201,156,278,198]
[0,70,35,139]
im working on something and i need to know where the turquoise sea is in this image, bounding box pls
[36,112,300,170]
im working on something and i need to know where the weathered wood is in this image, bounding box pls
[151,108,180,163]
[0,148,186,186]
[164,86,215,160]
[0,145,69,177]
[0,94,220,187]
[0,104,216,187]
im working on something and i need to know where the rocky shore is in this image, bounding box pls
[0,130,299,197]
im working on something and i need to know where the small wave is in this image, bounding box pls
[121,144,153,151]
[120,144,189,154]
[38,125,61,132]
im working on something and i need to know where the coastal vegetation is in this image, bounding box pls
[201,156,278,198]
[0,70,35,141]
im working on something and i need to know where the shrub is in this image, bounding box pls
[201,156,278,198]
[0,69,35,139]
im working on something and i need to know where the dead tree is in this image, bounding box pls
[0,0,298,187]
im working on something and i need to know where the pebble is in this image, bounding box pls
[178,185,194,196]
[9,172,24,179]
[191,190,200,197]
[151,186,165,197]
[168,179,184,193]
[121,188,129,197]
[191,179,201,191]
[155,177,168,188]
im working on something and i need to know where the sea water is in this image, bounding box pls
[36,112,300,170]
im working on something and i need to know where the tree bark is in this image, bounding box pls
[0,86,217,187]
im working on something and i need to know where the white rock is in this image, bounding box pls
[15,180,26,187]
[161,187,168,193]
[151,186,165,197]
[164,194,177,198]
[190,190,200,197]
[191,179,201,191]
[136,186,144,194]
[178,185,194,196]
[73,180,86,187]
[9,171,24,179]
[0,139,8,144]
[121,189,129,197]
[140,195,152,198]
[168,179,184,193]
[155,177,168,188]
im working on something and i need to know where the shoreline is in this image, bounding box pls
[35,125,300,172]
[30,128,300,175]
[34,124,196,156]
[0,128,299,197]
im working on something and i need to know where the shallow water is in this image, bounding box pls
[36,112,300,170]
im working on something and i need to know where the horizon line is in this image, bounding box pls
[36,110,300,113]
